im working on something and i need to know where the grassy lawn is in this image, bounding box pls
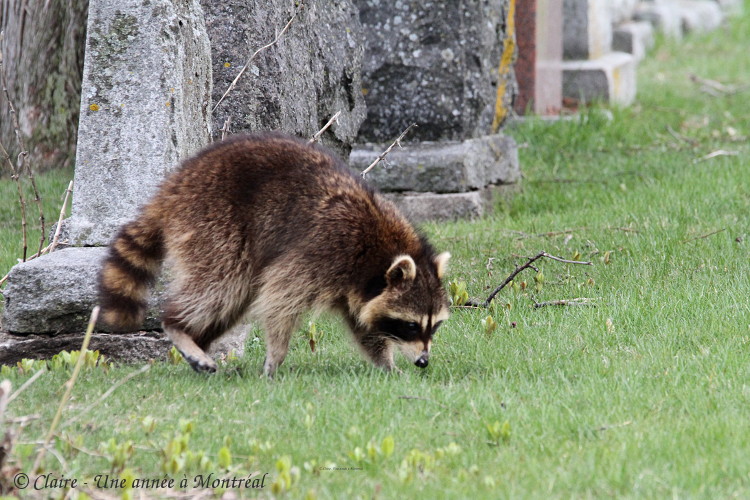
[2,6,750,499]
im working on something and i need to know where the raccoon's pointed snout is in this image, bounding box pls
[415,351,429,368]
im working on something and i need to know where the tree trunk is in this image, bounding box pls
[0,0,88,173]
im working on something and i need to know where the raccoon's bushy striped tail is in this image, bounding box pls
[98,216,164,330]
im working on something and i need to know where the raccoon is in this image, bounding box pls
[98,132,450,376]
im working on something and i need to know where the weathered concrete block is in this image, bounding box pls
[69,0,212,247]
[0,331,171,365]
[384,185,518,223]
[562,51,637,105]
[563,0,613,60]
[678,0,724,32]
[1,247,248,359]
[1,248,161,334]
[355,0,516,142]
[613,21,655,61]
[202,0,366,156]
[634,0,684,38]
[350,135,520,193]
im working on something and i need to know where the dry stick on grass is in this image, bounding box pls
[361,123,418,178]
[0,40,45,258]
[477,252,593,308]
[309,110,341,144]
[694,149,739,163]
[212,3,303,113]
[32,306,100,473]
[681,228,726,244]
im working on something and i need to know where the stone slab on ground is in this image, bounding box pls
[634,0,684,38]
[0,331,171,365]
[613,21,655,61]
[384,185,519,223]
[1,248,161,334]
[350,135,520,194]
[1,246,249,360]
[69,0,212,247]
[562,51,637,105]
[678,0,724,32]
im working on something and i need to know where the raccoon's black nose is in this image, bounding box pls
[415,357,429,368]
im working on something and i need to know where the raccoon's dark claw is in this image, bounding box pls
[184,354,217,374]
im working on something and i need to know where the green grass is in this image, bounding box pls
[3,7,750,499]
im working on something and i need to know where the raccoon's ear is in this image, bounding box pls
[434,252,451,279]
[386,254,417,288]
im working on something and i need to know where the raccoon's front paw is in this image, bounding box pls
[183,353,217,374]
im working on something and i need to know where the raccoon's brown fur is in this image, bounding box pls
[98,132,450,375]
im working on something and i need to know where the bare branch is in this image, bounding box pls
[480,252,592,308]
[212,3,303,113]
[309,110,341,144]
[361,123,418,178]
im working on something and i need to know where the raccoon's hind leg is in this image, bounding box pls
[164,326,218,373]
[161,278,252,374]
[259,313,302,377]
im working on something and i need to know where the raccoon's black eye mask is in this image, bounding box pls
[375,318,422,342]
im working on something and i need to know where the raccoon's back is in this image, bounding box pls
[152,133,383,266]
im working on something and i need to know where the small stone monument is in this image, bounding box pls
[1,0,214,363]
[561,0,637,105]
[514,0,564,115]
[349,0,521,222]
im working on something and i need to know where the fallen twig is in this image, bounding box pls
[212,3,303,113]
[361,123,417,178]
[681,228,726,244]
[32,306,99,472]
[533,297,598,309]
[479,252,593,308]
[689,73,750,96]
[309,110,341,144]
[694,149,739,163]
[665,124,698,147]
